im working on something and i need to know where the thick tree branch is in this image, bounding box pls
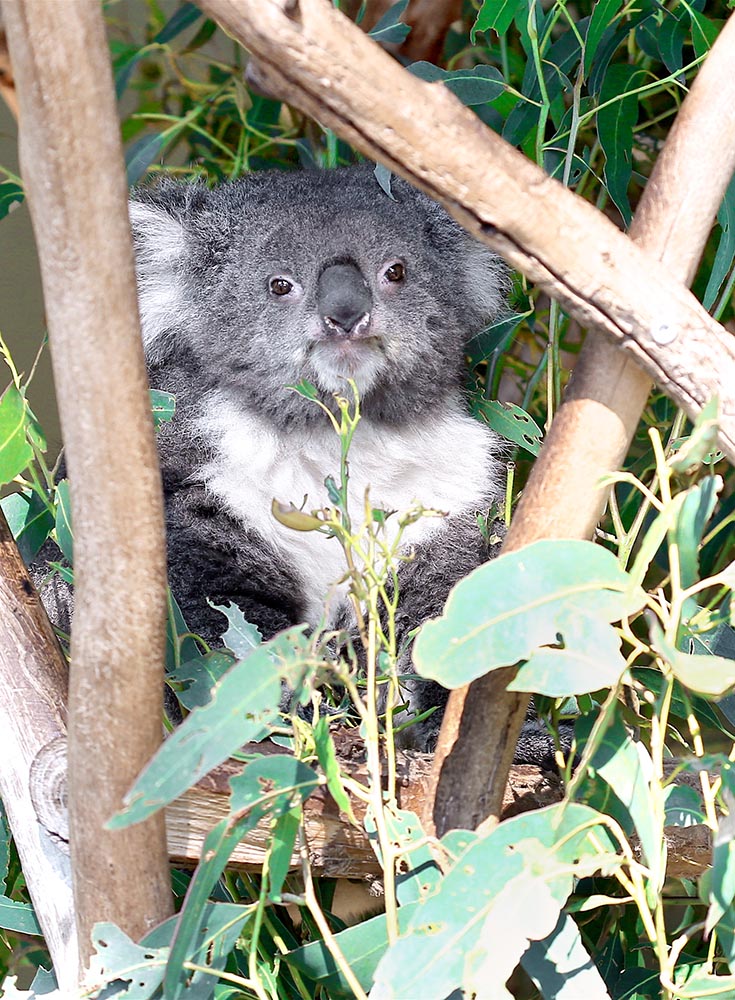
[3,0,172,970]
[199,0,735,460]
[430,12,735,835]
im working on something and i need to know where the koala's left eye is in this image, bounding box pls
[269,276,294,296]
[382,260,406,283]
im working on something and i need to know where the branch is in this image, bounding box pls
[198,0,735,460]
[3,0,172,969]
[430,12,735,835]
[0,512,77,992]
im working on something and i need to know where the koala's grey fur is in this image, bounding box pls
[127,165,510,752]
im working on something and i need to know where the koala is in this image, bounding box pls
[127,165,509,752]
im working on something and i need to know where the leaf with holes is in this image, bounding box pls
[472,397,543,456]
[415,540,642,690]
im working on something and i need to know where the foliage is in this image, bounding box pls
[2,0,735,998]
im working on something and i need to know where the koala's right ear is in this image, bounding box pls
[128,195,189,362]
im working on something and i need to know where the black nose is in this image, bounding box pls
[317,263,373,338]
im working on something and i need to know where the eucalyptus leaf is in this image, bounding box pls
[0,383,33,484]
[598,64,645,225]
[372,803,618,1000]
[703,174,735,310]
[0,180,24,221]
[149,389,175,428]
[664,785,705,828]
[668,397,720,473]
[0,896,42,936]
[53,479,74,564]
[650,620,735,697]
[314,715,356,822]
[126,132,169,186]
[269,807,301,901]
[142,902,252,1000]
[409,62,505,106]
[471,397,542,456]
[368,0,410,45]
[414,540,642,690]
[164,757,318,1000]
[471,0,522,41]
[86,922,168,999]
[520,911,612,999]
[212,600,263,658]
[0,489,54,562]
[109,626,308,827]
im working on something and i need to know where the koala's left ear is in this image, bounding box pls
[461,238,512,324]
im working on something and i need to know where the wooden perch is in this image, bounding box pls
[165,749,709,881]
[3,0,172,971]
[199,0,735,461]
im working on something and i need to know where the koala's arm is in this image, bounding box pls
[165,484,305,648]
[388,513,500,751]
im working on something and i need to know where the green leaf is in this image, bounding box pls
[466,308,531,368]
[164,757,318,1000]
[126,131,170,186]
[414,540,642,690]
[704,175,735,310]
[584,0,625,77]
[598,64,645,226]
[166,588,203,673]
[651,619,735,698]
[508,612,627,695]
[520,911,612,999]
[577,715,661,884]
[287,379,319,401]
[0,896,41,935]
[669,397,721,473]
[372,803,618,1000]
[53,479,74,564]
[170,650,234,710]
[87,922,168,998]
[154,2,201,44]
[471,397,543,456]
[109,626,308,827]
[368,0,410,45]
[675,477,720,595]
[142,901,252,999]
[212,600,263,658]
[313,716,356,822]
[0,180,24,222]
[269,807,301,901]
[0,383,33,484]
[149,389,175,428]
[0,490,54,562]
[471,0,523,41]
[408,62,505,106]
[286,901,421,997]
[664,785,705,828]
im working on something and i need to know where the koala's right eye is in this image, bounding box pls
[269,277,294,296]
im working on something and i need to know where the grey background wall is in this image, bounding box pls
[0,97,59,456]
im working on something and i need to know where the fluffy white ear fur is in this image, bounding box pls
[463,243,511,323]
[128,200,188,360]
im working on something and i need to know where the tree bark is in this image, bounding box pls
[2,0,172,973]
[430,11,735,835]
[0,512,77,993]
[198,0,735,460]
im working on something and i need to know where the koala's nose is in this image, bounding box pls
[317,263,373,339]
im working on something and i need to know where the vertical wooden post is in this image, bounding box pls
[3,0,172,971]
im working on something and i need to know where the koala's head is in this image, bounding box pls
[130,166,509,426]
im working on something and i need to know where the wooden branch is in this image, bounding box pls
[198,0,735,461]
[3,0,172,970]
[0,512,77,992]
[430,12,735,835]
[161,749,709,881]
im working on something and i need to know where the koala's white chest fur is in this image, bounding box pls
[196,396,502,623]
